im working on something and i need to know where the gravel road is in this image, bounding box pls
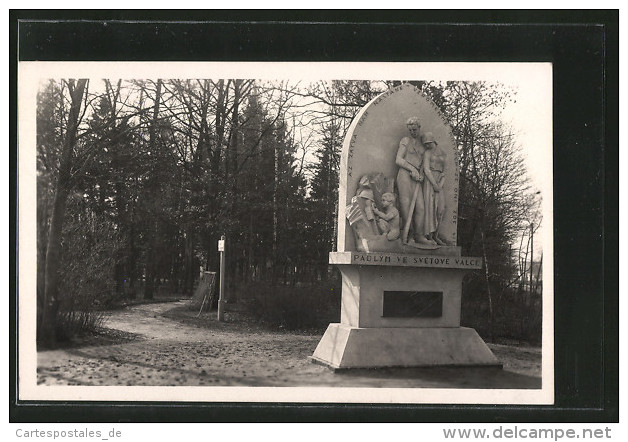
[37,301,542,389]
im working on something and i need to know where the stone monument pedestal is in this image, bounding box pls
[311,84,501,371]
[311,324,499,369]
[311,252,501,370]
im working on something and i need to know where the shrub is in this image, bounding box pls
[461,282,542,345]
[241,280,341,330]
[53,206,123,340]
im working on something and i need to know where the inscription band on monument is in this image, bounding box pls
[329,251,482,269]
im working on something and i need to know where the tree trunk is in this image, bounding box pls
[40,79,87,346]
[480,230,495,343]
[227,80,241,298]
[205,80,227,274]
[144,79,162,300]
[272,129,279,285]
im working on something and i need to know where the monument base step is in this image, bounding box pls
[311,324,501,370]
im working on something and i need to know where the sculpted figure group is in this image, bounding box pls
[395,116,448,246]
[347,116,450,251]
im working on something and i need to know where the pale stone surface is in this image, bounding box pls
[338,83,460,253]
[311,324,501,369]
[337,265,464,328]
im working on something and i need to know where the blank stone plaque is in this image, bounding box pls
[382,291,443,318]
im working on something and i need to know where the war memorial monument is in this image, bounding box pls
[311,83,501,369]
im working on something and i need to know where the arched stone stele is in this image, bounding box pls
[337,83,459,253]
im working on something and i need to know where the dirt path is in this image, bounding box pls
[38,301,542,389]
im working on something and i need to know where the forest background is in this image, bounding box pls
[33,74,546,347]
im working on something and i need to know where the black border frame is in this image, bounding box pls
[10,9,619,423]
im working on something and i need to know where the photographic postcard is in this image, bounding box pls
[18,61,554,405]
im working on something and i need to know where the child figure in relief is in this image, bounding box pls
[373,192,401,241]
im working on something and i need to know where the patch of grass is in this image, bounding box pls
[238,281,341,332]
[108,294,184,310]
[162,304,272,333]
[162,302,325,336]
[38,326,143,350]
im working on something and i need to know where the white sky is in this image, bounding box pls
[500,70,553,195]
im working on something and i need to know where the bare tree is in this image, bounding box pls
[40,79,88,345]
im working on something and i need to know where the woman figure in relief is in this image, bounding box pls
[421,131,447,245]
